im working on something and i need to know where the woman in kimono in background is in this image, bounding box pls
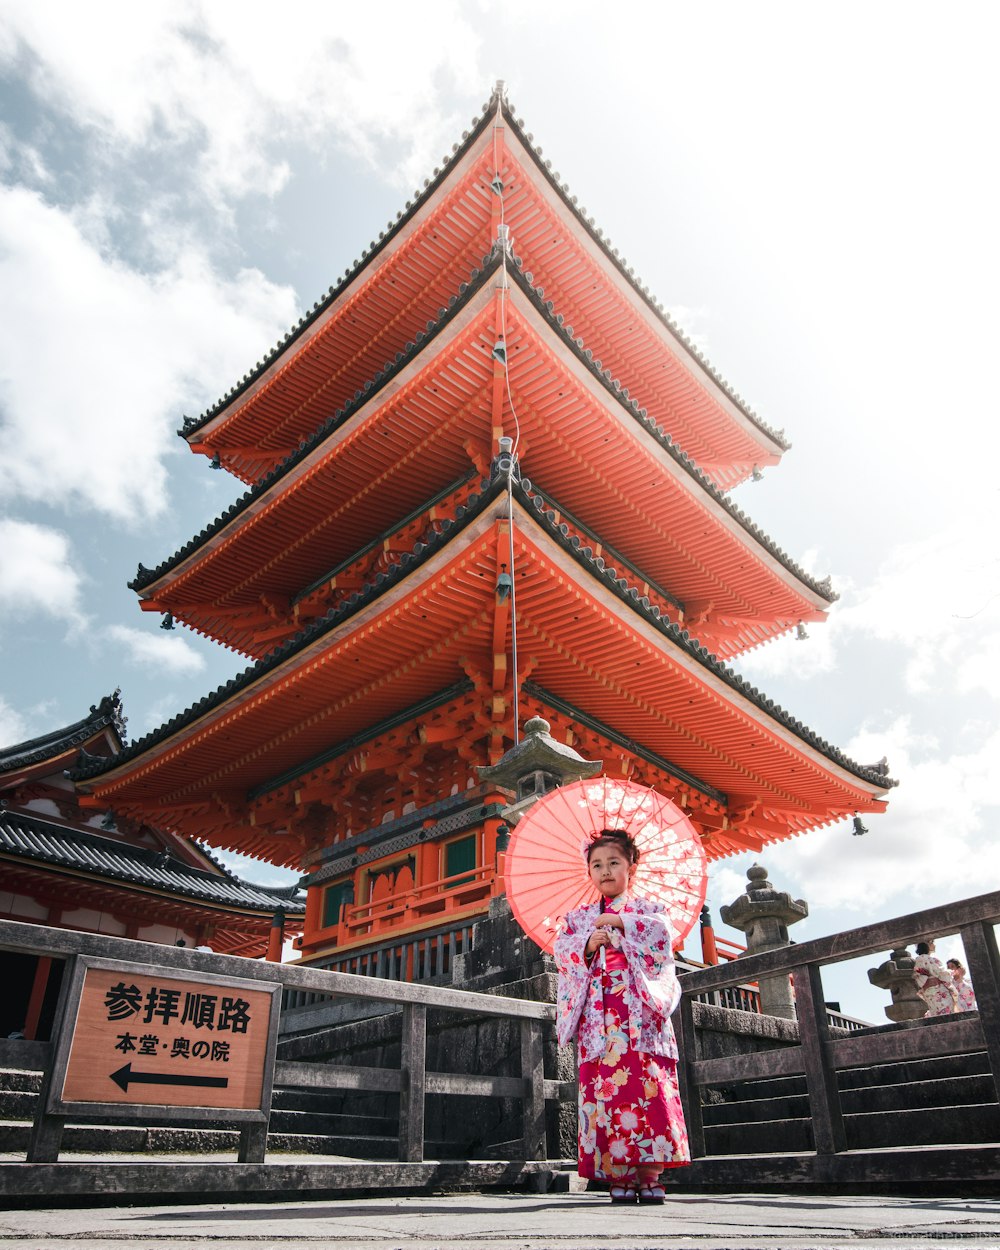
[554,830,690,1205]
[913,940,959,1016]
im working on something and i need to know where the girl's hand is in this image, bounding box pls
[585,928,612,957]
[594,913,624,932]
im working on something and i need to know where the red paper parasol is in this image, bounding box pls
[504,777,708,953]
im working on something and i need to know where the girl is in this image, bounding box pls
[946,957,977,1012]
[554,829,690,1204]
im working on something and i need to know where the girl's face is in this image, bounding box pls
[588,842,635,898]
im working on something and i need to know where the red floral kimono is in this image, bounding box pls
[554,894,690,1181]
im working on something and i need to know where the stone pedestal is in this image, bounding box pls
[719,864,808,1020]
[867,946,927,1021]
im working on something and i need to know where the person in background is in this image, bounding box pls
[912,940,959,1016]
[946,957,977,1011]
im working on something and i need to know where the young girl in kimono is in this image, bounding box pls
[946,958,977,1011]
[554,830,690,1204]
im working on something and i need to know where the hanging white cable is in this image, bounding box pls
[506,472,520,744]
[491,93,522,743]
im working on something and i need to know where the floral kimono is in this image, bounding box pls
[953,973,977,1012]
[912,952,959,1016]
[554,893,690,1180]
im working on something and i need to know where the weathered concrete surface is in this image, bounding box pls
[2,1189,1000,1249]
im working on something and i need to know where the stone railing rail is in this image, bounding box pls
[675,889,1000,1160]
[0,917,561,1168]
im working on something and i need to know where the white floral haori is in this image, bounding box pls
[912,952,959,1017]
[554,895,681,1061]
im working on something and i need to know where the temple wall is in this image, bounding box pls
[0,892,48,921]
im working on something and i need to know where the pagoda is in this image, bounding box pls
[71,85,893,977]
[0,692,304,1038]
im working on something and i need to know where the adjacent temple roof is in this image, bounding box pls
[0,693,303,923]
[0,691,126,775]
[0,810,304,913]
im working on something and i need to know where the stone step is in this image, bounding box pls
[0,1120,472,1159]
[704,1050,991,1104]
[268,1108,399,1137]
[0,1093,401,1145]
[703,1074,997,1125]
[704,1102,1000,1155]
[0,1090,37,1120]
[0,1069,41,1095]
[838,1051,993,1089]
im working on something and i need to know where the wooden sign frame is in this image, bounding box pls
[45,955,282,1125]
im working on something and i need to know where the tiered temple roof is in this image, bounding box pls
[69,85,892,965]
[180,93,787,491]
[78,473,891,867]
[133,251,831,661]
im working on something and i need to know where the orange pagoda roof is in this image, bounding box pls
[80,474,892,868]
[133,250,831,663]
[179,89,787,492]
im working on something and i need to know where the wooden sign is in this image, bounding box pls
[48,957,281,1120]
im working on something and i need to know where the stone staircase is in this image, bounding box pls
[702,1050,999,1154]
[4,1046,997,1163]
[0,1065,420,1158]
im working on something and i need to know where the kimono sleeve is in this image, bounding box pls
[553,909,593,1049]
[620,903,681,1017]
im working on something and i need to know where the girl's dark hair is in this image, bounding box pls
[946,958,962,969]
[586,829,640,865]
[915,941,931,955]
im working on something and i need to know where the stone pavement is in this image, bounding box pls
[2,1191,1000,1249]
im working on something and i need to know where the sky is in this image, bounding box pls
[1,1,998,1019]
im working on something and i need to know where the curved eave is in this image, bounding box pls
[81,488,892,853]
[135,260,830,658]
[0,692,126,778]
[0,812,304,914]
[1,855,304,924]
[182,95,785,491]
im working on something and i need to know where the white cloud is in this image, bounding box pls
[0,519,85,620]
[0,185,298,522]
[0,694,33,748]
[1,2,486,201]
[834,505,1000,697]
[211,846,299,888]
[105,624,207,675]
[737,494,1000,699]
[745,714,1000,916]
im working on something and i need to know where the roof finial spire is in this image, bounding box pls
[493,79,507,104]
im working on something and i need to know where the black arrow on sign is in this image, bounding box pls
[109,1063,229,1093]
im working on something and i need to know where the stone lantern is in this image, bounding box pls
[720,863,808,1020]
[867,947,927,1021]
[477,715,602,839]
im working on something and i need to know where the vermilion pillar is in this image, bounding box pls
[266,910,285,963]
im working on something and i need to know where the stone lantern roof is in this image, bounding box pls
[477,716,602,792]
[477,716,602,828]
